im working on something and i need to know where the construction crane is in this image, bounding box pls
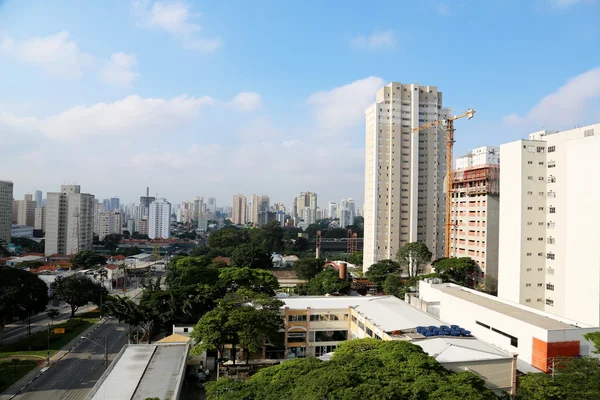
[411,108,476,258]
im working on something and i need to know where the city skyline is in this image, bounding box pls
[1,1,598,205]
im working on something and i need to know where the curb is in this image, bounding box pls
[0,319,108,400]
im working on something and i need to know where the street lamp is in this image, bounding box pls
[81,336,108,366]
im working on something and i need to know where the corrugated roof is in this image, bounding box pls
[157,334,191,343]
[415,337,511,363]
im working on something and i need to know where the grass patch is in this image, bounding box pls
[0,317,99,359]
[0,359,38,392]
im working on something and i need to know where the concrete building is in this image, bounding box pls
[339,198,356,228]
[138,217,149,236]
[148,198,171,239]
[363,82,448,271]
[96,211,123,241]
[0,180,13,245]
[11,225,34,238]
[207,196,216,213]
[414,279,600,373]
[45,185,95,256]
[296,192,317,224]
[139,187,155,219]
[450,146,500,280]
[498,123,600,325]
[251,194,270,225]
[110,197,120,211]
[14,195,37,226]
[34,190,42,207]
[34,206,46,231]
[328,202,337,221]
[232,194,247,225]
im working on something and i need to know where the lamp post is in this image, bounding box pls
[81,336,108,367]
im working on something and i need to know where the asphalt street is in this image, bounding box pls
[12,319,128,400]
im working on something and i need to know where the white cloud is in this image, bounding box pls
[238,116,281,141]
[99,52,139,87]
[350,31,395,50]
[133,0,222,52]
[307,76,385,133]
[503,67,600,129]
[0,31,95,78]
[228,92,263,112]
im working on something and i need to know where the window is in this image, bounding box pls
[546,299,554,306]
[314,330,348,342]
[537,147,545,153]
[547,253,555,260]
[537,283,543,287]
[548,161,556,168]
[491,327,519,348]
[358,321,365,330]
[538,207,544,211]
[527,176,533,180]
[351,315,357,323]
[365,327,373,337]
[546,283,555,291]
[584,129,595,137]
[549,206,555,214]
[527,161,533,165]
[548,145,556,153]
[287,332,307,343]
[539,162,544,166]
[525,283,532,287]
[476,321,491,329]
[526,299,531,303]
[288,315,307,322]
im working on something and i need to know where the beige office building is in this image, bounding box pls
[295,192,317,224]
[363,82,448,271]
[45,185,95,256]
[14,195,37,226]
[34,206,46,231]
[96,211,123,241]
[498,123,600,326]
[450,146,500,281]
[251,194,270,225]
[232,194,247,225]
[0,180,13,245]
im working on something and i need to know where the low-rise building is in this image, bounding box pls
[11,224,34,238]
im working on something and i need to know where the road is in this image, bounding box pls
[12,319,128,400]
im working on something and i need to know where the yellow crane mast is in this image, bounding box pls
[411,109,476,258]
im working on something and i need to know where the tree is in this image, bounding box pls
[292,258,323,280]
[382,275,404,297]
[365,259,400,286]
[432,257,479,286]
[255,221,284,254]
[0,267,49,343]
[219,267,279,295]
[230,244,272,269]
[584,331,600,353]
[191,290,284,365]
[305,269,350,295]
[482,275,498,296]
[208,227,250,254]
[204,339,497,400]
[348,251,363,266]
[46,308,60,326]
[396,242,432,277]
[51,274,108,317]
[132,232,149,240]
[70,250,107,269]
[103,233,123,252]
[518,373,564,400]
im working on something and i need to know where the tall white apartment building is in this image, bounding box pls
[34,206,46,231]
[207,197,217,213]
[339,198,356,228]
[296,192,317,223]
[251,194,270,225]
[96,211,123,241]
[363,82,448,271]
[450,146,500,280]
[232,194,247,225]
[328,202,337,221]
[148,198,171,239]
[45,185,95,256]
[0,180,13,245]
[498,123,600,325]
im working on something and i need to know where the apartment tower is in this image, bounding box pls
[14,194,37,226]
[232,194,247,225]
[498,123,600,325]
[0,180,13,245]
[251,194,270,226]
[363,82,448,271]
[450,146,500,281]
[45,185,95,256]
[296,192,318,224]
[148,198,171,239]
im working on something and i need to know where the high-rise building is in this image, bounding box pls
[207,197,217,213]
[498,123,600,325]
[148,198,171,239]
[34,190,42,207]
[45,185,95,256]
[296,192,317,224]
[34,206,46,231]
[328,202,338,221]
[96,211,123,240]
[103,199,111,211]
[363,82,448,271]
[139,187,155,218]
[15,195,37,226]
[251,194,270,225]
[450,146,500,281]
[11,200,18,224]
[0,180,13,245]
[339,198,356,228]
[110,197,120,211]
[232,194,247,225]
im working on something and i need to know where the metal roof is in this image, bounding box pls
[414,337,511,363]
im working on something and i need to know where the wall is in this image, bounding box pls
[442,359,512,390]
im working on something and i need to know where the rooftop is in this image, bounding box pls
[438,285,579,330]
[414,337,511,363]
[88,343,189,400]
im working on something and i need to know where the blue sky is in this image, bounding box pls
[1,0,599,207]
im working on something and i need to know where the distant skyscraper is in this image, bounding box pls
[34,190,42,207]
[110,197,120,211]
[0,180,13,245]
[103,199,111,211]
[96,211,123,240]
[207,197,217,213]
[139,187,155,218]
[232,194,247,225]
[15,194,37,226]
[295,192,317,224]
[339,198,356,228]
[148,198,171,239]
[363,82,448,271]
[251,194,270,225]
[45,185,95,256]
[34,206,46,231]
[328,202,338,221]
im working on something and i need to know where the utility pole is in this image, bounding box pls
[47,324,51,366]
[510,353,518,399]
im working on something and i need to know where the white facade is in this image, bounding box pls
[148,198,171,239]
[34,206,46,231]
[232,194,247,225]
[96,211,123,241]
[15,196,37,226]
[455,146,500,169]
[207,197,216,213]
[327,202,337,220]
[0,180,13,245]
[251,194,270,225]
[45,185,95,256]
[296,192,317,223]
[339,198,356,228]
[498,123,600,326]
[363,82,448,271]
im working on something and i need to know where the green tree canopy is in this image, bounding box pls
[254,221,284,254]
[432,257,479,286]
[382,275,405,297]
[218,267,279,295]
[305,268,350,295]
[292,258,323,280]
[396,242,432,277]
[230,244,272,269]
[205,339,497,400]
[365,259,400,286]
[51,274,108,317]
[208,226,250,255]
[70,250,107,269]
[103,233,123,252]
[348,251,363,266]
[0,267,49,343]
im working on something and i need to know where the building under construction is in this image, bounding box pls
[449,146,500,281]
